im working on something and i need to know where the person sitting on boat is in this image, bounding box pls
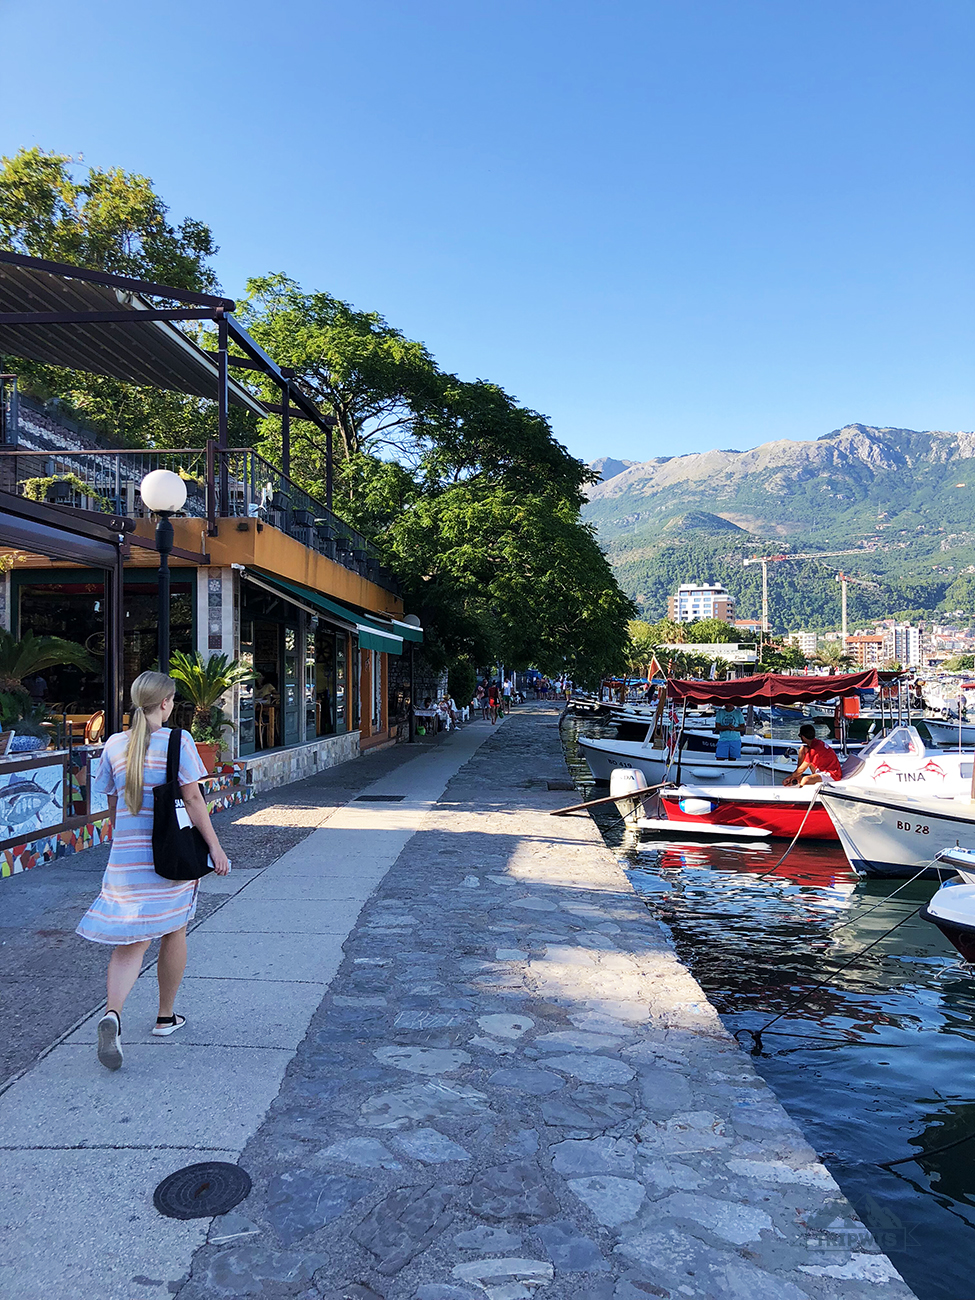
[713,705,746,761]
[783,724,843,786]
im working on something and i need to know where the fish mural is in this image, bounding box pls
[0,767,62,839]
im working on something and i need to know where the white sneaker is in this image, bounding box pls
[97,1012,123,1071]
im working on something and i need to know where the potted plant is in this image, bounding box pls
[169,650,254,773]
[0,630,98,749]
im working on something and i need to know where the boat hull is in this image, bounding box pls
[577,736,765,786]
[922,718,975,747]
[920,881,975,961]
[820,786,975,877]
[659,788,837,839]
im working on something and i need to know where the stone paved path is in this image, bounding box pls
[173,707,917,1300]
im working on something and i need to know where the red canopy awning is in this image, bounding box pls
[666,670,879,706]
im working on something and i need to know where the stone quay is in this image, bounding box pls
[0,705,916,1300]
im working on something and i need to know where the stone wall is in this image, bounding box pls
[239,729,361,795]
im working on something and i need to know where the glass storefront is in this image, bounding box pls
[310,623,349,737]
[14,570,194,712]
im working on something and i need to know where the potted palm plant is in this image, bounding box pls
[169,651,254,773]
[0,629,98,751]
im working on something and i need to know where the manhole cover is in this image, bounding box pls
[355,794,405,802]
[153,1162,251,1219]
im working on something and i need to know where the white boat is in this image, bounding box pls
[921,718,975,748]
[920,847,975,961]
[578,727,844,787]
[577,734,769,786]
[820,743,975,877]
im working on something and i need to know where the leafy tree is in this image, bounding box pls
[684,618,740,643]
[388,486,633,685]
[813,641,856,671]
[237,274,443,472]
[759,643,808,672]
[942,572,975,617]
[0,147,249,447]
[943,654,975,671]
[447,659,477,709]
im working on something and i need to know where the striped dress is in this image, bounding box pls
[76,728,208,946]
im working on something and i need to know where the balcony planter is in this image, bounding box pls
[271,491,289,512]
[293,508,314,526]
[48,480,73,503]
[352,549,367,563]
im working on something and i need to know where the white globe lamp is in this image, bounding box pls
[140,468,187,515]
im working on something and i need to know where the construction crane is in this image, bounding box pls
[743,549,876,635]
[836,571,881,646]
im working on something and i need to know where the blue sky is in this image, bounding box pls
[2,0,972,464]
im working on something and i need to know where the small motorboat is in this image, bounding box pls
[920,847,975,961]
[659,783,838,839]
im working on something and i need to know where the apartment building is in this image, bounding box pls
[788,631,819,657]
[668,582,735,623]
[883,624,922,668]
[846,634,886,667]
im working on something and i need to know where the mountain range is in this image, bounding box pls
[584,424,975,630]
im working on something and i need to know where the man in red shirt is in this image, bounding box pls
[783,724,843,786]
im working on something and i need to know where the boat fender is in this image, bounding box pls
[678,798,715,817]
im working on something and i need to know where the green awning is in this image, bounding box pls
[248,570,405,655]
[385,616,424,643]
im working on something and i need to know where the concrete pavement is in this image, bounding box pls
[0,708,917,1300]
[0,720,497,1300]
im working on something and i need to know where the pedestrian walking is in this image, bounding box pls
[502,677,513,714]
[76,671,230,1071]
[487,681,501,724]
[476,684,489,721]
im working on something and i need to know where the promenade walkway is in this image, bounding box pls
[0,707,914,1300]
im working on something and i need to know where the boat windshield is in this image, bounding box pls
[856,726,925,759]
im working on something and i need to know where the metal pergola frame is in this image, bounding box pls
[0,250,335,511]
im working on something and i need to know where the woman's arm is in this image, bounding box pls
[106,794,117,829]
[180,781,230,874]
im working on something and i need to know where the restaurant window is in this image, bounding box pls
[15,571,194,713]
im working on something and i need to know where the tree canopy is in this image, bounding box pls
[0,147,255,448]
[0,147,633,685]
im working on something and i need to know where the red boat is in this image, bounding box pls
[660,785,838,839]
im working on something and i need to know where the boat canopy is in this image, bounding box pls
[666,670,880,705]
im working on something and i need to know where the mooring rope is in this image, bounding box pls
[734,905,921,1055]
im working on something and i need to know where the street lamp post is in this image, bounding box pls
[140,469,187,675]
[402,614,422,743]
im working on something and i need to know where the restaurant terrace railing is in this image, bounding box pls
[0,442,400,593]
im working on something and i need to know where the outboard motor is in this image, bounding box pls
[610,767,649,827]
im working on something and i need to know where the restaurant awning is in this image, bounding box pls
[666,670,880,705]
[247,571,405,655]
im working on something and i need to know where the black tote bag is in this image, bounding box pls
[152,727,212,881]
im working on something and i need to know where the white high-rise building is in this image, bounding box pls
[789,631,819,657]
[883,625,922,667]
[668,583,735,624]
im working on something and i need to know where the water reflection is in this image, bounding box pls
[563,713,975,1300]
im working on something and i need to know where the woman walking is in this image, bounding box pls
[77,671,230,1070]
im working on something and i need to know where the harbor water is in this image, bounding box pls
[564,712,975,1300]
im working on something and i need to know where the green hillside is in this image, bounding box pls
[586,424,975,630]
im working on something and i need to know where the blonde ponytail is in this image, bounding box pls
[124,671,176,815]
